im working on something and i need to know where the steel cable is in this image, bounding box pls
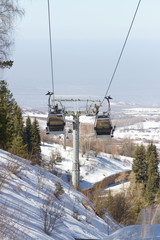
[101,0,142,105]
[47,0,54,100]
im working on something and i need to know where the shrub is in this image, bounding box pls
[72,206,81,221]
[40,192,65,235]
[54,182,64,199]
[50,151,62,166]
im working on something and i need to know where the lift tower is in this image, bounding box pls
[72,112,80,189]
[53,98,101,190]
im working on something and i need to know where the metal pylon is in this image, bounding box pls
[72,113,80,190]
[51,98,101,189]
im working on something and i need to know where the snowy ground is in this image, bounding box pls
[1,148,160,239]
[114,120,160,146]
[105,224,160,240]
[113,106,160,151]
[0,149,112,240]
[4,104,157,239]
[41,143,132,189]
[102,181,130,196]
[23,105,160,197]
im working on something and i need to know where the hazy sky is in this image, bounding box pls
[2,0,160,109]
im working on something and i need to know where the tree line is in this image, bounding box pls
[91,142,160,226]
[0,80,41,165]
[132,143,159,205]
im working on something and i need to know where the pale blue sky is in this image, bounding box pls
[3,0,160,109]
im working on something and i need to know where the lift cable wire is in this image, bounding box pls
[47,0,54,100]
[101,0,142,105]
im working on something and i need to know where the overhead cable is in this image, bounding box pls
[102,0,142,104]
[47,0,54,98]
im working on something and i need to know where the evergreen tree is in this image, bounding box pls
[145,143,159,203]
[132,144,147,183]
[0,80,17,149]
[146,143,158,161]
[13,105,24,137]
[10,135,28,159]
[25,116,33,154]
[31,118,41,165]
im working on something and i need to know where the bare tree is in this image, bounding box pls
[54,181,64,200]
[40,190,65,235]
[0,0,24,67]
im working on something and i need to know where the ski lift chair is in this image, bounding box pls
[46,92,65,135]
[94,96,115,138]
[94,114,114,138]
[46,110,65,135]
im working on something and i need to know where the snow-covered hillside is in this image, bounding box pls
[0,149,111,239]
[6,105,158,239]
[41,143,132,189]
[22,104,160,192]
[104,224,160,240]
[1,148,160,239]
[114,107,160,150]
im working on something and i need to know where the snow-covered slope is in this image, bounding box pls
[1,149,160,239]
[0,149,113,240]
[41,143,133,189]
[113,107,160,150]
[104,224,160,240]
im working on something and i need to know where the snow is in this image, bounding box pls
[0,149,110,239]
[104,224,160,240]
[22,108,48,118]
[1,105,159,239]
[123,107,160,117]
[41,143,133,189]
[114,120,160,144]
[103,181,130,196]
[1,148,160,239]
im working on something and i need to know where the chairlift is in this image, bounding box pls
[94,96,115,138]
[46,92,65,135]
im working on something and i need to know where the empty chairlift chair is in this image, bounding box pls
[94,114,113,137]
[46,92,65,135]
[94,96,115,138]
[46,109,65,134]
